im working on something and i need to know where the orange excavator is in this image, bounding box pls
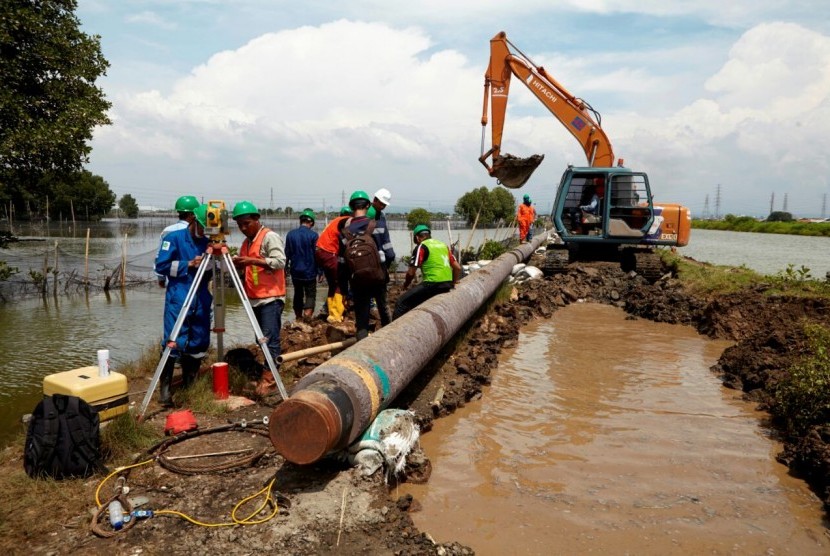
[479,31,691,280]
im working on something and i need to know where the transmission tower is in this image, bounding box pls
[714,184,721,220]
[783,193,788,213]
[822,194,827,219]
[702,194,710,220]
[769,192,775,215]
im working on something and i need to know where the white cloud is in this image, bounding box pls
[103,20,482,171]
[125,10,177,30]
[90,17,830,215]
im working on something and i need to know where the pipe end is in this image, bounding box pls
[269,390,341,465]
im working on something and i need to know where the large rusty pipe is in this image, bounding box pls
[269,231,549,464]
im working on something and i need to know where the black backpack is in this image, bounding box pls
[24,394,105,479]
[343,218,386,286]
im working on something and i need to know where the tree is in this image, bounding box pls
[407,208,431,230]
[119,194,139,218]
[46,170,115,220]
[0,1,111,213]
[767,211,794,222]
[455,186,516,225]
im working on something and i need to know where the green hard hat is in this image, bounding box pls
[523,194,531,201]
[339,206,352,216]
[232,200,259,219]
[367,206,377,219]
[300,208,316,223]
[349,190,371,209]
[194,204,208,228]
[175,195,200,212]
[413,224,430,236]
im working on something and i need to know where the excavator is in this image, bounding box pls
[479,31,691,280]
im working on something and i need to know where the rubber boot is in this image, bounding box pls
[180,355,200,389]
[326,296,343,323]
[159,357,175,407]
[303,307,314,320]
[334,292,345,316]
[255,368,278,397]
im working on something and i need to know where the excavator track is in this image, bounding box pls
[542,249,569,276]
[633,251,662,283]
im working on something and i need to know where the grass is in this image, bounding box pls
[172,373,231,416]
[661,250,762,295]
[661,250,830,298]
[100,412,163,464]
[693,218,830,237]
[773,322,830,435]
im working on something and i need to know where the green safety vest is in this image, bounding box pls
[419,239,453,283]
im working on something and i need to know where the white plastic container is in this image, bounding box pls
[97,349,110,377]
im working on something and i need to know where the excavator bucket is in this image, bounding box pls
[491,153,545,189]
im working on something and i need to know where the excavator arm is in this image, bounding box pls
[480,31,617,188]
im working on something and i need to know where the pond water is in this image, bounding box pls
[398,304,827,554]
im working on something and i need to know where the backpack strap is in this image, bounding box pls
[33,396,60,476]
[63,396,105,474]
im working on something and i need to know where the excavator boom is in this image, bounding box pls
[480,31,616,188]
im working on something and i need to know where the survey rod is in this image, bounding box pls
[269,232,550,464]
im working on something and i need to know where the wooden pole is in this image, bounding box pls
[84,228,90,288]
[463,205,482,256]
[121,233,127,288]
[276,338,357,364]
[71,199,76,236]
[53,241,58,297]
[42,246,48,295]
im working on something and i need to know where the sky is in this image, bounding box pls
[76,1,830,217]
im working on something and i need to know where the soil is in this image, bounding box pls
[4,256,830,555]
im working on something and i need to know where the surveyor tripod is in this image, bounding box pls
[138,242,288,419]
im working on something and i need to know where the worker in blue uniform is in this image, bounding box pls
[153,203,213,406]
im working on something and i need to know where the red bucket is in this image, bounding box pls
[212,362,229,399]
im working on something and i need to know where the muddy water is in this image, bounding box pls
[400,304,828,554]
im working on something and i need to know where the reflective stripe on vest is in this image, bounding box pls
[420,239,453,283]
[241,226,285,298]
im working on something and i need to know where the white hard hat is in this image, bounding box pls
[373,188,392,207]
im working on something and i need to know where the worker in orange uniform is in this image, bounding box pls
[231,201,287,396]
[315,206,351,322]
[517,193,536,243]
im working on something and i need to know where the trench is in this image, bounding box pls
[399,303,828,554]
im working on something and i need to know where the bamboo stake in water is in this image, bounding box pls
[84,228,90,288]
[53,241,58,297]
[121,233,127,288]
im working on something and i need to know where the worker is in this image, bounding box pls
[517,193,536,243]
[285,208,319,321]
[338,190,389,340]
[370,188,396,271]
[369,188,395,321]
[155,195,200,286]
[393,224,462,319]
[231,201,287,396]
[580,179,605,214]
[315,207,352,322]
[153,202,213,407]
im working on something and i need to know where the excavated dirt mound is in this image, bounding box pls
[7,257,830,555]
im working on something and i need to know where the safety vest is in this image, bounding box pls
[241,226,286,299]
[420,239,453,283]
[317,216,348,254]
[518,203,535,223]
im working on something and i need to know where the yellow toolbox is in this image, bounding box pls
[43,367,129,422]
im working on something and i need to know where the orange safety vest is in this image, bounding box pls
[240,226,285,299]
[517,203,535,223]
[317,216,348,254]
